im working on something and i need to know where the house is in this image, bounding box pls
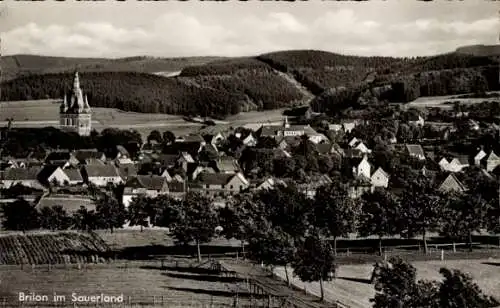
[63,168,84,185]
[348,137,359,148]
[37,165,71,186]
[408,114,425,127]
[122,175,170,208]
[328,124,343,133]
[193,172,250,197]
[438,158,450,170]
[343,122,357,133]
[350,140,371,154]
[351,155,371,179]
[203,132,226,145]
[241,133,257,147]
[468,119,480,131]
[115,145,134,165]
[213,157,240,174]
[438,173,466,193]
[406,144,426,160]
[45,151,71,168]
[257,117,325,144]
[316,142,344,156]
[254,177,287,191]
[484,151,500,172]
[117,164,138,182]
[0,167,44,189]
[176,134,206,144]
[474,149,487,166]
[349,179,372,199]
[442,156,469,173]
[82,164,123,187]
[69,149,106,166]
[188,164,216,180]
[178,152,195,172]
[371,167,389,189]
[298,175,332,198]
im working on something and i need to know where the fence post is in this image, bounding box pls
[440,249,444,261]
[453,242,456,253]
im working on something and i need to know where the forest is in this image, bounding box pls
[1,50,499,118]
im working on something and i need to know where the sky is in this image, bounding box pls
[0,0,499,58]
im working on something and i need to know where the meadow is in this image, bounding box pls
[274,258,500,308]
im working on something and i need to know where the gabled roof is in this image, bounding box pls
[215,157,240,173]
[406,144,425,157]
[179,152,195,163]
[439,173,467,192]
[3,167,42,181]
[177,134,205,143]
[196,173,234,185]
[117,164,138,180]
[116,145,130,157]
[371,167,389,179]
[316,142,333,155]
[37,165,62,183]
[126,175,168,191]
[83,164,120,178]
[156,154,179,167]
[487,151,500,161]
[64,168,84,182]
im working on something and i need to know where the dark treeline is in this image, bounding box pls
[0,127,142,159]
[0,72,244,119]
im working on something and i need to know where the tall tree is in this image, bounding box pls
[292,233,337,301]
[399,175,443,254]
[72,206,98,232]
[127,195,151,232]
[93,191,127,233]
[169,192,218,262]
[439,268,499,308]
[0,198,40,232]
[441,192,488,251]
[312,182,358,255]
[359,189,401,255]
[147,130,162,144]
[39,205,71,231]
[247,226,296,286]
[162,131,176,145]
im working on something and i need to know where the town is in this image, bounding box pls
[1,67,500,307]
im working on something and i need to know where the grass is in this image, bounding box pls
[405,91,500,109]
[0,260,251,307]
[0,99,286,140]
[274,257,500,308]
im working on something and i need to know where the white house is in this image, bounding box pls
[352,156,371,179]
[122,175,170,208]
[474,149,487,166]
[371,167,389,188]
[83,164,123,187]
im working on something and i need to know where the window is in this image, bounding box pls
[222,185,225,189]
[230,185,234,189]
[206,184,210,189]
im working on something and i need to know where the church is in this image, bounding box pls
[59,71,92,136]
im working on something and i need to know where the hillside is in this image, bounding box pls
[1,50,499,118]
[0,54,224,82]
[456,44,500,57]
[0,231,112,265]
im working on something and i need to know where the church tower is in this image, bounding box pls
[59,71,92,136]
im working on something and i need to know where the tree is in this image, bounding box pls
[359,189,401,255]
[371,257,439,308]
[292,233,337,301]
[127,195,151,232]
[247,226,296,286]
[440,192,488,251]
[162,131,176,145]
[312,182,358,255]
[399,175,443,254]
[39,205,71,231]
[439,268,499,308]
[0,198,40,232]
[169,192,218,262]
[147,130,162,144]
[93,191,127,233]
[73,206,98,232]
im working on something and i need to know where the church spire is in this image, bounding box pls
[60,92,68,113]
[73,71,81,92]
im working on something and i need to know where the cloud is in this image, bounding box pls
[2,9,498,58]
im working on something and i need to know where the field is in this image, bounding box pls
[0,99,286,140]
[404,91,500,109]
[274,258,500,308]
[0,260,252,307]
[0,232,111,265]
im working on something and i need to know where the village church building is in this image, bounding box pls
[59,72,92,136]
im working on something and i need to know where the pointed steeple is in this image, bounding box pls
[60,93,68,113]
[83,94,91,113]
[283,116,290,128]
[73,71,80,91]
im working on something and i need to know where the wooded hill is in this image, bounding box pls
[1,47,499,118]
